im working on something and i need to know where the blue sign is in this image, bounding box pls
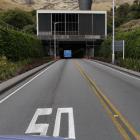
[64,50,72,58]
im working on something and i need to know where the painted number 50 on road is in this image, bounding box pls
[25,108,75,139]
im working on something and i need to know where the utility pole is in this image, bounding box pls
[112,0,115,64]
[54,23,57,59]
[54,22,62,59]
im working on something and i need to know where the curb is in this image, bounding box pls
[0,60,56,94]
[90,59,140,78]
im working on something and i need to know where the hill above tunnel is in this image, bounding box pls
[0,0,135,11]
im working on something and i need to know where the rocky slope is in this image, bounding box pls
[0,0,135,11]
[92,0,134,11]
[0,0,79,11]
[117,19,140,32]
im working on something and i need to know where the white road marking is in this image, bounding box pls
[0,63,55,104]
[114,114,119,118]
[25,108,52,135]
[53,108,75,139]
[25,108,76,139]
[88,60,140,81]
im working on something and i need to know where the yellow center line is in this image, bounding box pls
[73,60,140,140]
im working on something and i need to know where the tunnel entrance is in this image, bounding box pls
[58,41,86,58]
[43,40,103,59]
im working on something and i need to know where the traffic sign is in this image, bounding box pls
[114,40,125,59]
[64,50,72,58]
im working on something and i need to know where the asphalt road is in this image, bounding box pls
[0,59,140,140]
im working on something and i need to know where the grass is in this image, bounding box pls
[0,56,31,82]
[0,0,31,11]
[118,58,140,72]
[0,56,53,83]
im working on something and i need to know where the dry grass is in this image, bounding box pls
[0,0,79,11]
[117,19,140,32]
[92,0,134,11]
[0,0,32,11]
[0,0,135,11]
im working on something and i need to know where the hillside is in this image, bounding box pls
[0,0,79,11]
[0,0,135,11]
[92,0,134,11]
[117,19,140,32]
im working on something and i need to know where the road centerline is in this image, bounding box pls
[73,60,140,140]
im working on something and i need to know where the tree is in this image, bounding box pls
[1,9,34,29]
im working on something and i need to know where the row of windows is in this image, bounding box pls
[52,14,79,35]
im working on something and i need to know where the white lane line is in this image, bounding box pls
[53,108,75,139]
[0,63,55,104]
[88,60,140,81]
[25,108,53,135]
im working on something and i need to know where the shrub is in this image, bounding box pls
[23,24,36,34]
[116,28,140,59]
[118,58,140,72]
[0,56,31,81]
[0,56,18,81]
[0,27,44,61]
[1,9,34,29]
[98,37,112,60]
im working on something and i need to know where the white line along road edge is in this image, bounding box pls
[0,62,56,104]
[87,60,140,81]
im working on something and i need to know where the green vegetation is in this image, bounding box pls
[97,1,140,72]
[107,0,140,34]
[119,58,140,72]
[0,9,49,82]
[0,56,31,82]
[0,9,34,29]
[0,27,43,61]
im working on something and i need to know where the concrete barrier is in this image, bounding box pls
[92,60,140,78]
[0,61,56,94]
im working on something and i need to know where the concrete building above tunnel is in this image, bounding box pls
[37,10,107,58]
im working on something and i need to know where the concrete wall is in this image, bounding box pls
[78,0,92,10]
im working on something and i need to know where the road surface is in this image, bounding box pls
[0,59,140,140]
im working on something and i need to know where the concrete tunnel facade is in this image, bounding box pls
[37,10,107,58]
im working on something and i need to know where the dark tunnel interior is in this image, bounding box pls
[58,41,86,58]
[42,40,103,59]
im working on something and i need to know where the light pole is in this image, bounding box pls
[54,22,62,59]
[112,0,115,64]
